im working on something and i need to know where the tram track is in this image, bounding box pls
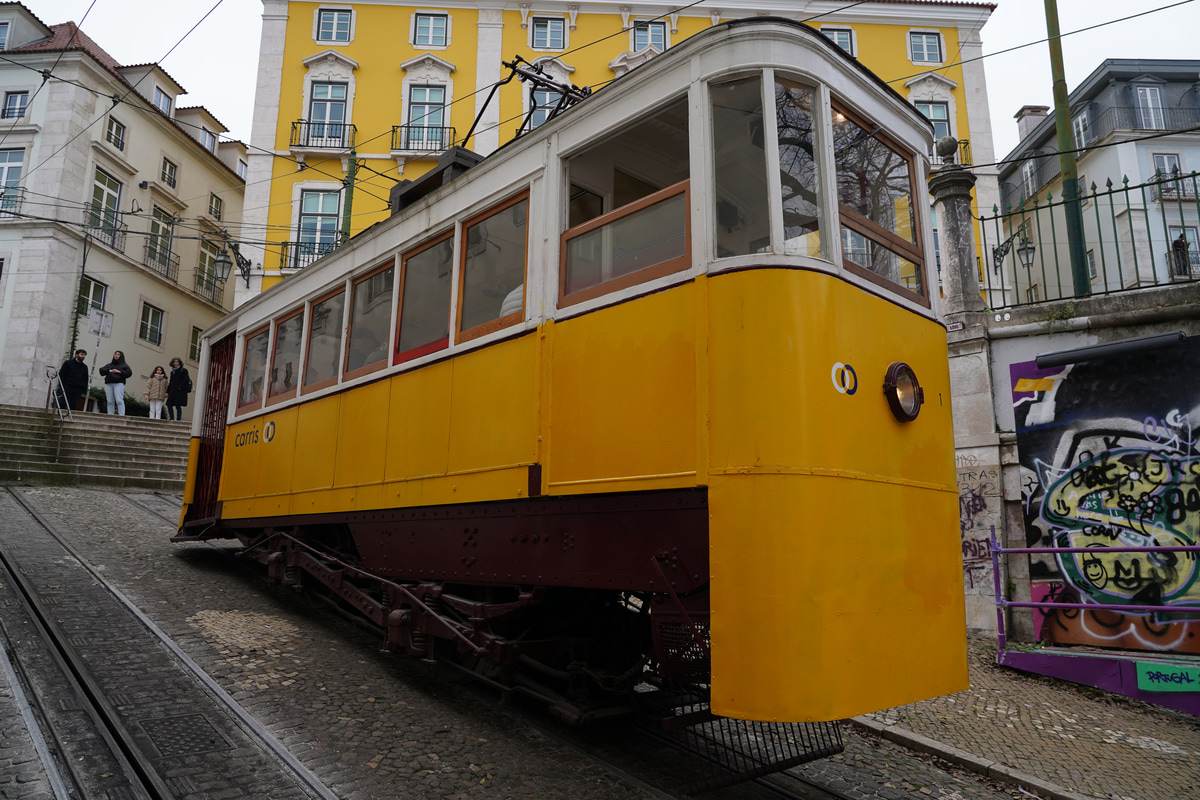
[1,486,338,800]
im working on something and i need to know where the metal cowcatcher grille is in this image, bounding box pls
[650,598,844,793]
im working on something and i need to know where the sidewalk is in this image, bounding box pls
[852,637,1200,800]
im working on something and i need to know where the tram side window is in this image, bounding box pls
[561,96,689,305]
[345,262,395,378]
[832,101,925,299]
[268,310,303,404]
[775,78,822,256]
[459,194,528,342]
[237,327,270,413]
[712,75,769,258]
[395,234,454,363]
[303,290,345,392]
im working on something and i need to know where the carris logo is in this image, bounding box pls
[831,362,858,395]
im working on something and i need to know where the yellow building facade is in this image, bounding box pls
[239,0,999,306]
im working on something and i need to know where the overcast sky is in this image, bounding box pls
[27,0,1200,162]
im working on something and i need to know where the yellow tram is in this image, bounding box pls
[179,17,965,753]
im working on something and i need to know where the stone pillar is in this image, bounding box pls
[929,159,1008,637]
[928,162,983,316]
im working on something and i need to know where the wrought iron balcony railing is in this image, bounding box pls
[930,139,971,168]
[83,208,128,252]
[290,120,356,149]
[279,239,341,272]
[391,125,455,152]
[0,186,24,217]
[143,239,180,282]
[194,271,224,305]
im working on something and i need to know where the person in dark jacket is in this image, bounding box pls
[166,356,191,421]
[58,349,89,411]
[98,350,132,415]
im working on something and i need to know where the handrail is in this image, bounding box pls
[44,367,72,463]
[988,531,1200,650]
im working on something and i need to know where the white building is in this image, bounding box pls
[0,3,246,416]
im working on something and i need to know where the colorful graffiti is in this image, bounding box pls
[1012,337,1200,654]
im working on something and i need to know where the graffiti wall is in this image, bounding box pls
[1012,337,1200,654]
[958,451,1000,599]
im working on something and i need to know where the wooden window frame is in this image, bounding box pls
[235,323,271,416]
[394,231,455,365]
[558,179,691,308]
[456,191,530,345]
[301,286,347,394]
[342,259,396,382]
[831,101,928,307]
[265,307,305,407]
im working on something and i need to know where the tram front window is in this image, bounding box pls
[775,78,822,256]
[712,75,769,258]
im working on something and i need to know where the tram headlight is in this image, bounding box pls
[883,362,923,422]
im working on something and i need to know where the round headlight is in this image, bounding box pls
[883,362,924,422]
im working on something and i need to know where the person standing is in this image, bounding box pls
[58,349,89,411]
[98,350,132,415]
[1173,232,1190,277]
[143,366,169,420]
[166,356,191,421]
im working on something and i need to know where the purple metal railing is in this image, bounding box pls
[988,531,1200,649]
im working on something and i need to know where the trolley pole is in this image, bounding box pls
[1045,0,1090,296]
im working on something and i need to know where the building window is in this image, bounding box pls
[821,28,853,55]
[1087,249,1096,279]
[1169,225,1197,276]
[297,190,340,262]
[208,193,223,220]
[408,85,445,145]
[77,276,107,316]
[529,88,562,129]
[309,82,347,140]
[1153,152,1181,176]
[1026,284,1040,303]
[198,239,219,289]
[190,326,203,362]
[633,21,666,52]
[0,148,22,211]
[2,91,27,119]
[916,102,950,141]
[160,158,177,188]
[153,87,172,115]
[1072,112,1089,150]
[200,128,217,152]
[1021,160,1037,199]
[317,9,352,42]
[139,302,165,346]
[1136,85,1164,130]
[148,207,174,267]
[0,22,9,51]
[105,117,126,151]
[909,32,942,63]
[414,13,448,47]
[237,159,248,179]
[90,168,121,229]
[532,17,565,49]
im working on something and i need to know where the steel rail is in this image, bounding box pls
[11,486,340,800]
[1,487,168,799]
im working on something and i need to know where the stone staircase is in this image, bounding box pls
[0,403,190,491]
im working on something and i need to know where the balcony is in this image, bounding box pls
[1168,250,1200,281]
[1083,106,1200,143]
[143,240,180,282]
[278,240,341,272]
[0,186,24,218]
[194,271,224,305]
[83,208,127,252]
[391,125,456,153]
[290,120,355,149]
[930,139,971,168]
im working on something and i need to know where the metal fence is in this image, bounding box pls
[980,169,1200,309]
[278,240,341,271]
